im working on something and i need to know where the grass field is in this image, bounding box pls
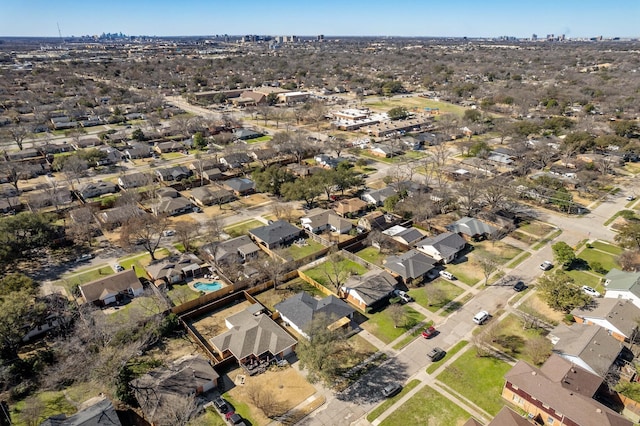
[224,219,264,238]
[519,221,555,238]
[367,379,421,422]
[379,385,470,426]
[437,349,511,416]
[60,265,114,292]
[303,258,368,287]
[364,97,469,116]
[361,306,425,344]
[356,246,386,266]
[408,280,465,312]
[426,340,468,374]
[283,239,327,260]
[490,314,550,365]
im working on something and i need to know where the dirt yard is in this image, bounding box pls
[190,300,253,340]
[519,293,565,325]
[226,365,316,425]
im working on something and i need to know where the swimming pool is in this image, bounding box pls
[193,281,223,292]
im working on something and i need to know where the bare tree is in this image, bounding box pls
[258,253,288,290]
[524,336,552,366]
[478,256,499,286]
[456,178,482,216]
[152,393,199,426]
[271,202,297,223]
[424,284,447,308]
[120,213,169,260]
[388,304,406,328]
[322,252,353,290]
[0,161,27,193]
[5,125,29,151]
[20,395,45,426]
[174,219,200,252]
[246,384,286,419]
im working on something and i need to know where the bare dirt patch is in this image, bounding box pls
[190,300,253,340]
[226,365,316,424]
[519,293,565,325]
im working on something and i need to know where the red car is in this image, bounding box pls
[422,326,437,339]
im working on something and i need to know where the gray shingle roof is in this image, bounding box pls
[274,292,354,336]
[249,220,302,246]
[415,232,466,259]
[446,216,497,237]
[571,298,640,339]
[343,270,397,306]
[384,250,437,280]
[210,308,296,360]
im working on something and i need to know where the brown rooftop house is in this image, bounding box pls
[357,211,403,232]
[384,250,438,285]
[502,355,631,426]
[201,235,261,267]
[333,197,368,218]
[572,298,640,343]
[209,304,296,373]
[190,185,235,207]
[145,253,206,286]
[131,355,220,425]
[79,269,144,306]
[96,205,144,230]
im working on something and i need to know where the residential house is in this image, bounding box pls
[153,196,193,216]
[547,323,626,377]
[96,146,124,166]
[155,165,192,182]
[274,292,355,339]
[361,186,398,206]
[446,216,498,241]
[399,135,423,150]
[572,299,640,343]
[369,143,404,158]
[201,235,260,266]
[78,181,118,200]
[79,269,144,306]
[131,355,219,425]
[251,148,279,165]
[341,270,398,311]
[604,269,640,309]
[26,188,73,209]
[123,143,152,160]
[382,225,425,247]
[190,185,235,207]
[96,205,144,229]
[156,187,180,199]
[464,406,535,426]
[358,211,403,231]
[249,220,303,249]
[415,232,467,264]
[209,304,297,365]
[220,152,252,169]
[223,177,255,195]
[68,207,95,225]
[333,197,368,218]
[41,396,122,426]
[384,250,438,284]
[146,253,207,286]
[300,208,352,234]
[71,138,102,150]
[0,196,21,213]
[234,128,263,141]
[154,141,184,154]
[118,172,152,189]
[502,355,631,426]
[314,154,349,169]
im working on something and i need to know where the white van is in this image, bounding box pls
[473,310,490,325]
[439,270,455,280]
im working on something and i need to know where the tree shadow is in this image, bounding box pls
[335,357,410,405]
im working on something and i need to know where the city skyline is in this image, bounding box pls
[2,0,639,39]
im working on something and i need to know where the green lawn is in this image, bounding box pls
[224,219,265,238]
[245,135,273,144]
[576,245,620,275]
[304,258,368,287]
[221,394,256,426]
[590,241,623,255]
[506,252,531,268]
[367,379,421,422]
[426,340,468,374]
[161,152,186,160]
[12,390,77,425]
[356,246,386,266]
[437,349,512,416]
[188,408,226,426]
[519,221,555,238]
[365,97,468,116]
[565,270,603,289]
[473,241,522,264]
[119,249,170,279]
[283,239,326,260]
[443,261,483,286]
[60,266,114,293]
[490,314,550,364]
[361,306,425,344]
[379,385,470,426]
[167,284,201,305]
[408,280,464,313]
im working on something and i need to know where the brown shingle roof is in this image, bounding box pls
[79,269,142,304]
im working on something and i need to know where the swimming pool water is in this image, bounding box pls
[193,281,223,292]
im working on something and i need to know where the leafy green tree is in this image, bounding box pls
[463,109,482,123]
[382,80,404,96]
[383,194,400,212]
[552,241,576,269]
[551,188,573,212]
[512,120,540,137]
[131,128,145,141]
[266,93,279,106]
[615,221,640,251]
[281,178,322,208]
[536,271,590,313]
[192,132,207,150]
[563,131,595,153]
[387,106,409,120]
[0,212,60,268]
[544,116,574,134]
[0,290,47,361]
[610,120,638,138]
[252,165,295,196]
[0,273,37,295]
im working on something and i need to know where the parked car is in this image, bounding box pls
[113,263,125,272]
[539,260,553,271]
[381,383,402,398]
[422,326,438,339]
[626,195,636,201]
[581,285,601,298]
[392,289,414,304]
[513,281,526,292]
[75,253,94,262]
[473,310,490,325]
[213,397,229,413]
[439,270,455,280]
[225,412,243,424]
[427,347,446,362]
[162,230,176,237]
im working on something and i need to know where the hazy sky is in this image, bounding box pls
[2,0,638,38]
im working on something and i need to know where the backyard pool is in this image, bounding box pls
[193,281,223,292]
